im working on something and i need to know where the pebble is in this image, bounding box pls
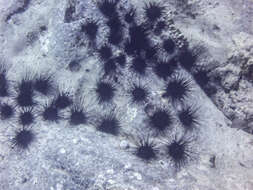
[107,169,114,174]
[56,183,63,190]
[108,179,115,185]
[120,140,129,149]
[124,163,132,169]
[59,148,66,154]
[134,172,142,180]
[73,139,78,144]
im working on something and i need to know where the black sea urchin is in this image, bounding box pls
[54,92,72,109]
[81,20,99,41]
[18,107,36,126]
[148,108,173,135]
[144,2,165,22]
[107,17,124,46]
[108,30,124,46]
[130,56,147,76]
[129,83,149,104]
[96,112,120,135]
[163,38,175,54]
[107,17,122,33]
[12,127,35,150]
[133,135,158,161]
[15,76,35,107]
[95,81,115,104]
[153,60,176,80]
[98,44,113,61]
[42,101,61,122]
[178,50,196,71]
[34,74,54,96]
[145,45,157,60]
[0,103,14,120]
[127,25,149,54]
[17,76,34,96]
[97,0,118,18]
[68,104,88,126]
[165,136,195,169]
[103,59,117,76]
[163,76,191,102]
[124,39,136,55]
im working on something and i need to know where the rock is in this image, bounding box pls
[0,0,253,190]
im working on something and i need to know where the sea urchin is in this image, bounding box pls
[144,2,165,22]
[163,77,191,102]
[148,108,173,135]
[12,128,35,150]
[96,112,121,135]
[165,136,194,169]
[133,135,158,161]
[95,81,115,104]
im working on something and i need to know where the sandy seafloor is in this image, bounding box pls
[0,0,253,190]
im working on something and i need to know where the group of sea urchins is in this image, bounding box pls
[0,0,215,169]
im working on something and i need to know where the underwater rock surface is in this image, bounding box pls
[0,0,253,189]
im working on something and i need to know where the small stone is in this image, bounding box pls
[134,172,142,180]
[120,140,129,149]
[107,169,114,174]
[108,179,115,184]
[98,174,104,179]
[56,183,63,190]
[124,163,132,169]
[59,148,66,154]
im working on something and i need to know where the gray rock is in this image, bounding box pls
[0,0,253,189]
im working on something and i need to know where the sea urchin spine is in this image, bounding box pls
[15,76,35,107]
[178,106,199,131]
